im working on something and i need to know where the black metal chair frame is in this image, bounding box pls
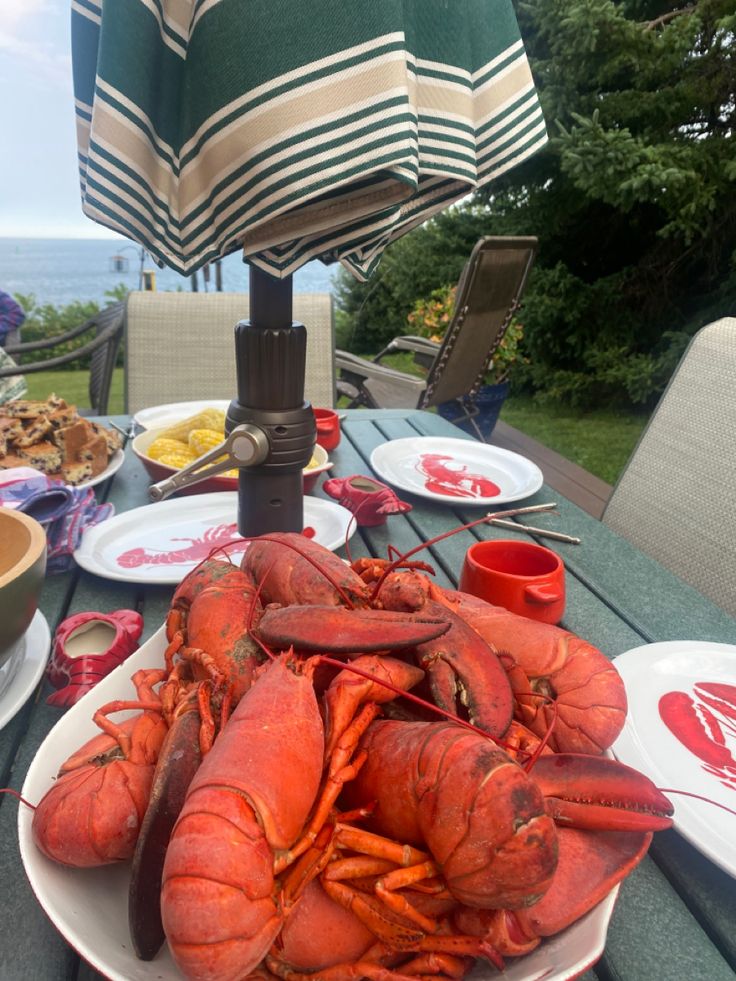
[0,302,126,415]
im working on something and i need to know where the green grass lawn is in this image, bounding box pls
[23,367,647,485]
[24,367,125,415]
[500,396,647,486]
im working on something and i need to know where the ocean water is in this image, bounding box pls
[0,238,337,308]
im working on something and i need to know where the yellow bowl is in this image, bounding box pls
[131,427,332,495]
[0,508,47,663]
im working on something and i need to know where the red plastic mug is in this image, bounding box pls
[459,539,565,624]
[313,408,341,451]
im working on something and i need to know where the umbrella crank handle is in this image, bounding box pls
[148,424,270,502]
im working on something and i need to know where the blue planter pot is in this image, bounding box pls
[437,382,509,440]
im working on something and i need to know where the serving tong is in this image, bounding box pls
[148,425,269,502]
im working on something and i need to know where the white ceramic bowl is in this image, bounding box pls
[0,508,47,664]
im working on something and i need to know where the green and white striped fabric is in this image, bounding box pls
[72,0,546,280]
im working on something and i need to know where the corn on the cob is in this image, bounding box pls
[188,428,227,457]
[158,408,226,442]
[159,448,199,469]
[147,437,191,462]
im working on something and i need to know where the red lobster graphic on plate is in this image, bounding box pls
[659,683,736,791]
[116,524,245,568]
[416,453,501,499]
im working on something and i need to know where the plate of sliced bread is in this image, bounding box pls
[0,395,123,487]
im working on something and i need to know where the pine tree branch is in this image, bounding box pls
[641,5,696,31]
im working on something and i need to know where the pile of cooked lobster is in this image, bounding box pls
[31,532,675,981]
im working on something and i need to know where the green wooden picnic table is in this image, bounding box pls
[1,408,734,981]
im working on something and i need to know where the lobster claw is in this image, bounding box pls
[256,605,452,653]
[129,709,203,960]
[532,754,674,832]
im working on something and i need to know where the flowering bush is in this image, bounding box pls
[407,285,526,384]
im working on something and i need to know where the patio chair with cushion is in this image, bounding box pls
[334,236,537,438]
[123,291,335,414]
[602,316,736,617]
[0,302,125,415]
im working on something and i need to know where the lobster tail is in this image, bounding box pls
[161,656,325,980]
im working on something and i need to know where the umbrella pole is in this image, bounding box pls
[228,265,316,537]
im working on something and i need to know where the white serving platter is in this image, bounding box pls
[20,628,617,981]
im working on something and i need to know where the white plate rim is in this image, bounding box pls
[77,448,125,490]
[133,400,231,430]
[74,492,356,584]
[0,610,51,731]
[19,625,618,981]
[370,436,544,506]
[612,639,736,878]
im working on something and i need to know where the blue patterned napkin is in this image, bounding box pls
[0,466,113,574]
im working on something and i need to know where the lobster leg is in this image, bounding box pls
[323,656,425,758]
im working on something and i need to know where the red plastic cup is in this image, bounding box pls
[459,539,566,624]
[313,408,341,451]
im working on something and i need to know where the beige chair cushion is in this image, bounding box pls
[603,317,736,616]
[124,291,335,414]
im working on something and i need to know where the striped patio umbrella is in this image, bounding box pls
[71,0,547,536]
[71,0,546,281]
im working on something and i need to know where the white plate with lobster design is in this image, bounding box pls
[19,626,619,981]
[133,399,231,430]
[370,437,543,505]
[612,640,736,879]
[73,492,357,584]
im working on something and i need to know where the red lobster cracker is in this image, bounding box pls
[323,474,413,527]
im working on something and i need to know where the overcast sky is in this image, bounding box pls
[0,1,118,239]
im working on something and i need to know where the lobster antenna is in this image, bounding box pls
[656,789,736,818]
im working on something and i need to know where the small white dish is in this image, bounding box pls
[612,640,736,879]
[20,625,618,981]
[77,448,125,490]
[133,400,231,430]
[370,437,543,506]
[74,492,356,584]
[0,610,51,731]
